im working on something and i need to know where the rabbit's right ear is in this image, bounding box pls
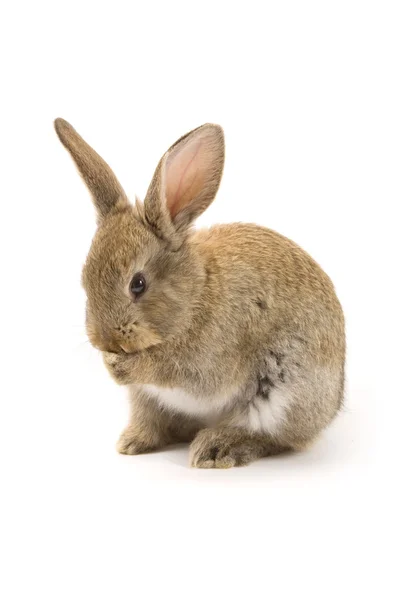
[143,124,225,247]
[54,118,128,222]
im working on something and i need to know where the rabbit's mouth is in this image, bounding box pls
[119,343,132,354]
[87,323,164,355]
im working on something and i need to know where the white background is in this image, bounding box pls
[0,1,398,598]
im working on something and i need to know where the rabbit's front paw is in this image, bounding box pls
[103,351,133,385]
[117,426,158,455]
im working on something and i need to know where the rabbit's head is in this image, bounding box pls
[54,119,224,353]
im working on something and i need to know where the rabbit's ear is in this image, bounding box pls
[54,118,128,221]
[144,124,225,243]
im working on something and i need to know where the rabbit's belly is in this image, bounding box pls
[140,384,236,418]
[140,383,290,436]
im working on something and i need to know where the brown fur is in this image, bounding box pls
[55,118,345,468]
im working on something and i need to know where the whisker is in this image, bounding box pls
[72,339,91,349]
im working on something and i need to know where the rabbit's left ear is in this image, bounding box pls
[143,124,225,243]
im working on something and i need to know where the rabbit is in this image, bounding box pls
[54,118,345,468]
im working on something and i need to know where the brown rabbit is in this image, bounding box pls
[54,118,345,468]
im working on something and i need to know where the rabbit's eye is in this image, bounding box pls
[130,272,147,298]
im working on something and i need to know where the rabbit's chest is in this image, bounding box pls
[140,384,234,418]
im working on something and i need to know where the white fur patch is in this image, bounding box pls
[139,384,289,436]
[237,388,289,435]
[140,384,235,418]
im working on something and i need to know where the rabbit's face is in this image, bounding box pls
[54,117,224,352]
[82,207,203,354]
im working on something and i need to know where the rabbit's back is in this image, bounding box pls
[192,223,345,360]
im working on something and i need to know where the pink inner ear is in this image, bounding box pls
[165,136,209,218]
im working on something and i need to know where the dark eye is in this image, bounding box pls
[130,272,147,298]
